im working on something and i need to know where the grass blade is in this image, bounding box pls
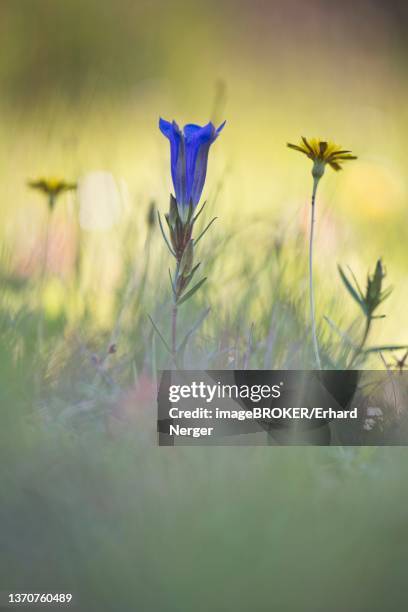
[364,345,408,354]
[147,314,172,354]
[192,200,207,224]
[346,265,365,301]
[338,265,367,314]
[168,269,176,298]
[195,217,217,245]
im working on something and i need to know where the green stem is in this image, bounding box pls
[171,303,178,356]
[41,206,51,283]
[309,178,322,369]
[37,205,52,353]
[349,316,371,368]
[109,229,153,348]
[171,261,180,358]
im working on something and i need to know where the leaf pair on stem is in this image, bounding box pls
[335,259,407,367]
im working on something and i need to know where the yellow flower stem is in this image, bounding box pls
[38,203,52,353]
[41,203,52,282]
[309,177,322,369]
[349,316,371,368]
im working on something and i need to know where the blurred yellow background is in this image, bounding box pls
[0,0,407,345]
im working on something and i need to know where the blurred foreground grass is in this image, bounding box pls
[0,175,407,609]
[2,389,408,610]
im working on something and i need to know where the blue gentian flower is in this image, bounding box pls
[159,118,225,214]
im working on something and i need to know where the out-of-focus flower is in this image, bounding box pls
[28,177,77,209]
[14,217,78,278]
[287,137,357,179]
[78,171,123,230]
[159,118,225,215]
[147,200,156,229]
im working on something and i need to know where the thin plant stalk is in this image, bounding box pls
[309,177,322,369]
[171,261,180,358]
[349,317,371,368]
[171,304,178,356]
[355,317,371,360]
[37,203,52,351]
[74,210,83,292]
[110,223,154,348]
[41,204,52,283]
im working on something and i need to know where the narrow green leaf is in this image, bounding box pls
[192,200,207,224]
[168,269,176,298]
[186,201,194,225]
[338,265,367,314]
[346,265,365,302]
[157,211,176,257]
[195,217,217,245]
[147,314,172,354]
[364,345,408,354]
[179,240,194,276]
[164,213,172,229]
[380,286,393,302]
[189,262,201,278]
[177,277,207,306]
[182,262,201,290]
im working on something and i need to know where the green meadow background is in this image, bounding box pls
[1,1,408,610]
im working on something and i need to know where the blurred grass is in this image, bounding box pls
[1,1,408,609]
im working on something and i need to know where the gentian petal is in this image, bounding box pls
[159,118,187,205]
[183,123,205,138]
[190,121,224,204]
[159,117,173,138]
[172,121,187,205]
[190,143,212,205]
[184,122,217,205]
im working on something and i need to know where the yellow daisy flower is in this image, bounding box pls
[287,137,357,179]
[28,177,77,209]
[287,137,357,369]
